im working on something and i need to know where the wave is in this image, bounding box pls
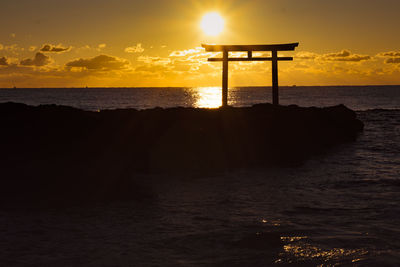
[358,108,400,112]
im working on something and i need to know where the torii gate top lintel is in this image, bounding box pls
[202,42,299,107]
[201,43,299,52]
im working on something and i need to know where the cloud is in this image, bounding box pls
[125,43,144,53]
[40,44,70,53]
[168,47,216,66]
[137,56,171,65]
[20,52,51,66]
[296,51,318,60]
[97,44,106,51]
[378,51,400,57]
[322,50,371,62]
[65,54,130,70]
[168,47,216,61]
[377,51,400,64]
[293,63,310,69]
[324,50,351,58]
[135,64,170,73]
[0,57,8,66]
[385,58,400,64]
[4,44,20,53]
[169,47,204,57]
[134,46,223,76]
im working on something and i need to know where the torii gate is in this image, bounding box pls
[202,43,299,106]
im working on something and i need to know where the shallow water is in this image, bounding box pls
[0,86,399,266]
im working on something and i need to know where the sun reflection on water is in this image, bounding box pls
[192,87,223,108]
[277,236,369,264]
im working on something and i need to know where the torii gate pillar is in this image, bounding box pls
[222,50,228,107]
[202,43,299,107]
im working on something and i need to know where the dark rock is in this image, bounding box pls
[0,102,363,206]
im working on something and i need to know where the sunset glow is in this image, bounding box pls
[1,2,399,266]
[0,0,400,88]
[200,12,225,36]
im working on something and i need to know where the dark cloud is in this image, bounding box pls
[0,56,8,66]
[40,44,70,53]
[20,52,51,66]
[385,58,400,64]
[322,50,370,62]
[377,51,400,64]
[66,55,129,70]
[379,51,400,57]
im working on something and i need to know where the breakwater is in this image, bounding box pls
[0,102,363,205]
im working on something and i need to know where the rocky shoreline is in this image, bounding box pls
[0,102,363,205]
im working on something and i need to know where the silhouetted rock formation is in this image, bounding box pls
[0,102,363,206]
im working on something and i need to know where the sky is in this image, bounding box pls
[1,0,400,88]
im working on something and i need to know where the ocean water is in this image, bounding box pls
[0,85,399,111]
[0,86,399,266]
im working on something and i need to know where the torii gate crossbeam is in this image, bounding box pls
[202,43,299,106]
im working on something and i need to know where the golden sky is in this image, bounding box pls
[1,0,400,87]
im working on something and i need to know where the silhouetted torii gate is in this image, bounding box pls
[202,43,299,106]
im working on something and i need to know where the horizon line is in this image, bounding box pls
[1,84,400,89]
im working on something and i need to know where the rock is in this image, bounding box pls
[0,102,363,205]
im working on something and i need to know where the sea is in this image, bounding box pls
[0,86,399,266]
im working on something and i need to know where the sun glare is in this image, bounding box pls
[200,12,224,36]
[193,87,222,108]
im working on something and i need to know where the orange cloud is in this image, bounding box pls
[378,51,400,57]
[321,50,371,62]
[2,44,400,88]
[376,51,400,64]
[125,43,144,53]
[169,47,204,57]
[295,51,318,60]
[385,58,400,64]
[20,52,51,66]
[135,64,170,73]
[137,56,171,65]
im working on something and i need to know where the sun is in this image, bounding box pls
[200,12,225,36]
